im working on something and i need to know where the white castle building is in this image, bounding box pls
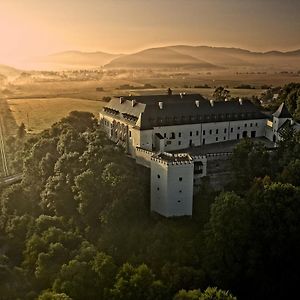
[99,90,296,217]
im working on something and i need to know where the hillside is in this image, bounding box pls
[105,45,300,71]
[4,45,300,72]
[0,64,21,77]
[104,47,219,70]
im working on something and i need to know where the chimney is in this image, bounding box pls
[168,88,172,96]
[180,93,183,99]
[225,98,228,102]
[195,100,200,107]
[239,98,243,105]
[120,97,124,104]
[210,99,214,107]
[131,99,137,107]
[158,101,163,109]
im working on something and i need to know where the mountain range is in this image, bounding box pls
[2,45,300,72]
[39,46,300,71]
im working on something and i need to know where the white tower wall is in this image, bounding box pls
[151,158,194,217]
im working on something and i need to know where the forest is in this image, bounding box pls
[1,83,300,300]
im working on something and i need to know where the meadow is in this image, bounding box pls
[7,98,104,133]
[2,69,299,134]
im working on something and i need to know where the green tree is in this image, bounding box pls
[203,182,300,299]
[174,287,236,300]
[38,290,72,300]
[109,263,167,300]
[213,87,230,101]
[230,139,270,191]
[279,159,300,185]
[17,122,26,139]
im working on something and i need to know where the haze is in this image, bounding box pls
[1,0,300,67]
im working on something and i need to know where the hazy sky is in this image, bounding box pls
[1,0,300,65]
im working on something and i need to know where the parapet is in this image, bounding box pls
[151,152,193,166]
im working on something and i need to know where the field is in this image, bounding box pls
[7,98,104,133]
[1,69,299,135]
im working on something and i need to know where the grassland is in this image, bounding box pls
[7,98,104,133]
[2,68,299,135]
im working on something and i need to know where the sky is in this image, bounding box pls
[0,0,300,66]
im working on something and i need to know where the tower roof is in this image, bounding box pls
[273,103,292,118]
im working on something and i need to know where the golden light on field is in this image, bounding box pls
[7,98,104,133]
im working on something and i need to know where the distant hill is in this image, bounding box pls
[5,45,300,71]
[36,51,121,69]
[104,45,300,71]
[0,64,21,77]
[104,47,219,70]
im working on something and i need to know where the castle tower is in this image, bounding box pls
[272,103,292,142]
[150,153,194,217]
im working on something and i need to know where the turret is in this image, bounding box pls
[272,102,292,131]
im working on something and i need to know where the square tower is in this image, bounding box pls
[150,153,194,217]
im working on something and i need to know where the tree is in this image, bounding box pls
[230,139,270,191]
[200,287,236,300]
[17,122,26,139]
[279,159,300,185]
[203,182,300,299]
[213,87,230,101]
[174,289,202,300]
[53,242,116,300]
[38,290,72,300]
[174,287,236,300]
[109,263,167,300]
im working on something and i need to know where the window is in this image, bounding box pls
[190,131,192,136]
[238,127,240,130]
[178,141,181,146]
[171,132,175,139]
[230,128,233,133]
[157,174,160,179]
[245,124,247,127]
[224,128,227,133]
[203,130,206,135]
[163,133,166,138]
[216,129,219,134]
[203,138,206,145]
[250,123,253,127]
[216,137,218,141]
[179,190,182,193]
[177,200,181,203]
[209,129,212,134]
[196,130,199,136]
[179,132,182,137]
[157,187,160,191]
[255,123,258,127]
[179,177,183,181]
[129,131,132,137]
[224,137,226,140]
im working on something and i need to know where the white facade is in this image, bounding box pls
[99,95,296,217]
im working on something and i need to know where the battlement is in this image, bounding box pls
[206,152,232,158]
[151,152,193,166]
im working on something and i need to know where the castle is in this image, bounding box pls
[99,90,297,217]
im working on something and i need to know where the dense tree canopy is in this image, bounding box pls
[1,102,300,299]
